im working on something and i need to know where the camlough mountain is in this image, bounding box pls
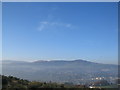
[2,59,118,85]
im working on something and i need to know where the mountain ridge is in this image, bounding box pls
[2,59,117,65]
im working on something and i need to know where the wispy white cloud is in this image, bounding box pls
[38,21,76,31]
[37,6,75,31]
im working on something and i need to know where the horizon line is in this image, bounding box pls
[1,59,118,65]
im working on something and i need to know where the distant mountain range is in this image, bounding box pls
[2,59,118,85]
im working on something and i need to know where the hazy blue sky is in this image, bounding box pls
[2,2,118,64]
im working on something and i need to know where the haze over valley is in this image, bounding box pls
[2,59,118,85]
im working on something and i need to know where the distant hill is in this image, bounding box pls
[2,59,118,85]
